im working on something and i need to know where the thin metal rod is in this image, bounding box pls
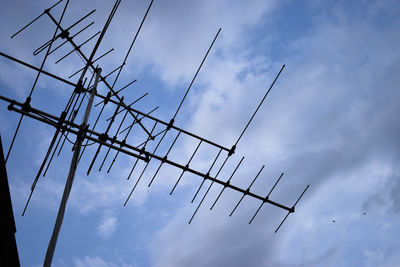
[102,64,122,80]
[109,0,153,89]
[229,165,264,217]
[170,140,202,195]
[126,121,157,180]
[191,148,222,202]
[210,156,244,210]
[66,9,96,31]
[234,64,285,147]
[275,212,290,233]
[43,68,101,267]
[124,126,169,205]
[189,154,230,223]
[5,115,23,164]
[267,173,284,198]
[172,28,221,120]
[98,107,131,172]
[10,0,63,38]
[0,52,76,87]
[22,123,64,216]
[249,202,264,224]
[148,131,181,187]
[87,96,123,175]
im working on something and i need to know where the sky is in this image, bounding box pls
[0,0,399,266]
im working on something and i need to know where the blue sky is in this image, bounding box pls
[1,0,399,266]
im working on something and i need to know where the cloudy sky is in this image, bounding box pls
[1,0,399,266]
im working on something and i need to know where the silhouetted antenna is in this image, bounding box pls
[0,1,310,265]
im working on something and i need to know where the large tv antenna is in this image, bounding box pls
[0,0,309,266]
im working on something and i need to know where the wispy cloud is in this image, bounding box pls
[97,215,117,240]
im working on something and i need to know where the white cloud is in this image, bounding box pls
[72,255,136,267]
[97,215,117,239]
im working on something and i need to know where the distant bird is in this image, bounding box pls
[332,220,335,223]
[363,212,366,215]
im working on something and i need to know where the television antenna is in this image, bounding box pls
[0,0,309,266]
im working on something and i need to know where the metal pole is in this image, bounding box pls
[43,68,101,267]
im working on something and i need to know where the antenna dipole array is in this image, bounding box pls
[0,0,309,265]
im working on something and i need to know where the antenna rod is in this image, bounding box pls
[248,172,284,224]
[229,165,264,217]
[210,156,245,210]
[189,154,230,223]
[43,68,101,267]
[10,0,63,39]
[275,185,309,233]
[172,28,221,120]
[87,96,124,175]
[124,126,169,205]
[191,148,222,202]
[109,0,154,90]
[170,140,202,195]
[98,108,131,172]
[148,131,181,187]
[234,64,285,147]
[126,121,157,180]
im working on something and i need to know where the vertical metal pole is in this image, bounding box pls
[43,68,101,267]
